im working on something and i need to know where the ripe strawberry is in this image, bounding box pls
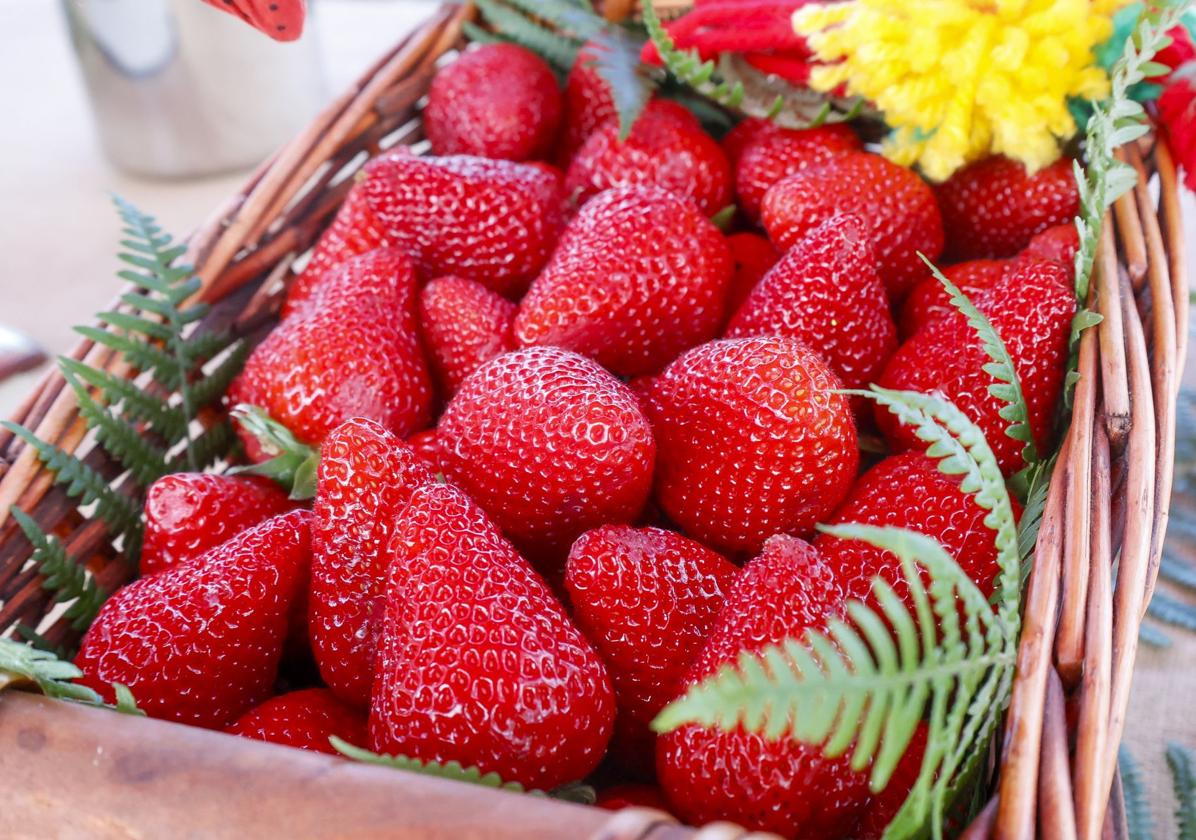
[597,784,673,813]
[644,336,857,554]
[897,259,1009,338]
[815,453,1010,607]
[565,103,732,215]
[1016,222,1081,268]
[564,525,739,775]
[725,214,897,391]
[309,418,432,707]
[371,482,615,790]
[657,535,871,837]
[140,473,293,576]
[733,122,861,219]
[559,41,618,165]
[284,179,392,318]
[437,346,656,559]
[721,117,777,169]
[75,510,312,729]
[227,248,433,457]
[853,724,928,840]
[420,276,517,397]
[201,0,305,41]
[762,151,945,298]
[934,156,1080,260]
[227,688,368,755]
[361,153,564,297]
[724,232,780,316]
[424,44,563,162]
[876,258,1076,475]
[406,428,444,474]
[514,186,733,377]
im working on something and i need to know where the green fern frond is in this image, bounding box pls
[472,0,581,72]
[1139,621,1173,648]
[499,0,605,39]
[11,509,107,632]
[1120,746,1156,840]
[15,624,74,659]
[1169,742,1196,840]
[330,738,528,793]
[586,26,654,141]
[0,638,143,716]
[1160,556,1196,590]
[174,419,237,473]
[75,325,181,389]
[190,340,250,410]
[58,358,187,445]
[643,0,744,110]
[1146,591,1196,631]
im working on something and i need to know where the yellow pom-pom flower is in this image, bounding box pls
[793,0,1127,181]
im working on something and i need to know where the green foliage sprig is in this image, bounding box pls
[1120,746,1154,840]
[1170,743,1196,840]
[331,738,528,792]
[641,0,749,112]
[10,510,106,632]
[0,637,142,716]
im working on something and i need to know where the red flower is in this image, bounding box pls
[1157,68,1196,192]
[1157,25,1196,79]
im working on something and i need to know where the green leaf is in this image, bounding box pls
[0,638,144,716]
[642,0,745,111]
[58,357,188,445]
[472,0,581,72]
[1146,591,1196,631]
[330,738,528,793]
[228,405,320,500]
[11,509,108,632]
[585,27,654,141]
[1169,742,1196,840]
[710,205,736,230]
[1120,746,1155,840]
[499,0,605,40]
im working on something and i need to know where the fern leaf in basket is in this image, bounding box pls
[1171,742,1196,840]
[330,738,528,793]
[641,0,750,112]
[10,509,106,633]
[1120,746,1155,840]
[0,637,143,716]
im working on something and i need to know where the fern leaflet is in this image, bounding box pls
[642,0,751,111]
[0,637,143,716]
[10,510,107,632]
[331,738,528,793]
[1120,746,1155,840]
[472,0,581,72]
[1170,742,1196,840]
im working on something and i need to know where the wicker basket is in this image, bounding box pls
[0,4,1187,839]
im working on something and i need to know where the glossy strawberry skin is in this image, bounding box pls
[565,525,739,775]
[228,248,434,456]
[140,473,293,576]
[565,103,732,215]
[876,259,1076,475]
[424,44,563,162]
[733,122,861,220]
[1017,222,1081,268]
[645,336,858,554]
[935,156,1080,260]
[75,510,312,729]
[724,232,780,317]
[515,186,733,377]
[725,214,897,391]
[420,276,517,398]
[370,482,615,790]
[406,429,444,474]
[762,152,945,299]
[227,688,368,755]
[721,117,776,169]
[309,419,433,708]
[658,535,871,838]
[437,346,656,559]
[898,259,1009,338]
[361,153,565,297]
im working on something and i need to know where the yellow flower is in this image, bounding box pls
[793,0,1128,181]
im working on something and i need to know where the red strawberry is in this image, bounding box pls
[1017,222,1081,268]
[284,180,392,318]
[733,122,861,219]
[437,347,656,559]
[897,259,1009,338]
[815,453,1011,607]
[227,248,433,456]
[424,44,563,162]
[725,214,897,391]
[762,151,945,298]
[657,535,871,838]
[564,525,739,775]
[420,275,517,397]
[201,0,305,41]
[724,232,780,316]
[565,103,732,215]
[515,186,733,377]
[597,784,673,813]
[370,482,615,790]
[934,156,1080,260]
[227,688,368,755]
[559,41,618,165]
[75,510,312,729]
[406,428,444,474]
[645,336,857,554]
[876,258,1076,475]
[853,724,928,840]
[140,473,293,576]
[361,153,564,297]
[721,117,777,169]
[309,418,432,707]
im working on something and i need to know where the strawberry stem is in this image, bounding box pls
[229,404,319,500]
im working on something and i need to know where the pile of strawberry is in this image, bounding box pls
[71,42,1082,839]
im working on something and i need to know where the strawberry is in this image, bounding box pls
[565,102,732,215]
[564,525,739,775]
[934,156,1080,260]
[853,724,928,840]
[657,535,871,837]
[75,510,312,729]
[309,418,432,707]
[815,453,1010,607]
[724,232,780,317]
[361,153,564,297]
[284,180,392,318]
[897,259,1009,338]
[227,248,433,457]
[370,482,615,790]
[514,186,733,377]
[140,473,293,576]
[437,346,656,559]
[201,0,305,41]
[721,117,777,169]
[418,275,517,399]
[1017,222,1081,268]
[227,688,368,755]
[762,151,945,299]
[424,44,563,162]
[406,428,444,474]
[725,214,897,391]
[559,41,618,165]
[733,122,861,219]
[597,784,673,813]
[644,336,857,554]
[876,258,1076,475]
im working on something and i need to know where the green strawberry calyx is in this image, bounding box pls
[229,404,319,501]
